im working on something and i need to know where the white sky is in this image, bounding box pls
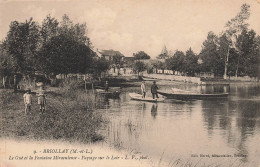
[0,0,260,58]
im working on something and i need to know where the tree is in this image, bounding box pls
[0,44,13,88]
[199,32,224,76]
[183,48,199,76]
[132,61,146,77]
[37,34,94,75]
[4,18,41,76]
[222,3,250,79]
[152,61,166,74]
[235,29,257,77]
[92,58,110,78]
[157,53,169,59]
[243,34,260,77]
[37,14,94,76]
[166,50,185,73]
[41,15,59,44]
[58,14,90,46]
[133,51,150,60]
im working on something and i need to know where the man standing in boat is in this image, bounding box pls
[151,81,159,99]
[141,81,146,98]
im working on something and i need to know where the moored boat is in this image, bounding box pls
[96,89,121,98]
[157,91,228,100]
[129,93,164,103]
[141,76,158,81]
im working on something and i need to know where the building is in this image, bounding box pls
[97,49,124,62]
[123,57,135,67]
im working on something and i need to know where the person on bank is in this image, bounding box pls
[141,81,146,98]
[151,81,159,99]
[23,88,32,114]
[37,86,46,113]
[104,81,109,92]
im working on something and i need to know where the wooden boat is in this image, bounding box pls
[141,76,158,81]
[171,88,198,94]
[96,89,121,98]
[157,91,228,100]
[95,86,121,90]
[129,93,164,102]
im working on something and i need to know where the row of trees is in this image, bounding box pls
[200,4,259,78]
[133,4,259,78]
[199,29,260,77]
[0,14,110,87]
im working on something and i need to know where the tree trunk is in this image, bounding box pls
[2,76,6,88]
[8,76,11,88]
[235,54,241,78]
[84,74,87,91]
[223,47,230,79]
[14,75,17,86]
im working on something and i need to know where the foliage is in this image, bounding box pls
[133,51,150,60]
[111,54,124,67]
[157,53,169,59]
[183,48,199,76]
[152,61,166,73]
[0,14,106,85]
[37,34,94,75]
[222,3,251,78]
[166,50,185,72]
[93,58,110,77]
[132,61,146,76]
[199,32,224,76]
[2,18,41,74]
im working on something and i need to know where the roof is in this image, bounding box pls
[98,49,124,57]
[124,57,135,60]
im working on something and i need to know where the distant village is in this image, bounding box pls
[90,44,258,83]
[0,3,259,90]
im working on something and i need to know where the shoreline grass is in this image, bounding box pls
[0,80,104,143]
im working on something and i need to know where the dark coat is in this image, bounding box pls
[104,83,109,91]
[151,84,158,93]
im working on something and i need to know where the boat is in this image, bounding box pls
[96,89,121,98]
[157,91,229,100]
[171,88,198,94]
[141,76,158,81]
[129,93,164,102]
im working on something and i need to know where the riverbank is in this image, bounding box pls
[0,83,103,143]
[141,73,260,85]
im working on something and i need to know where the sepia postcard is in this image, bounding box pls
[0,0,260,167]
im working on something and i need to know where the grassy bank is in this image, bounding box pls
[0,81,104,143]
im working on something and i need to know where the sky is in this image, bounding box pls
[0,0,260,58]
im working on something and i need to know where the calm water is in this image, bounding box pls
[96,82,260,167]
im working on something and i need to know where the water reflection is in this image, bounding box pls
[97,83,260,166]
[151,104,158,119]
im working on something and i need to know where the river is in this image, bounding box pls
[97,81,260,167]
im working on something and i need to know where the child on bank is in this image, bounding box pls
[37,86,46,113]
[23,89,32,114]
